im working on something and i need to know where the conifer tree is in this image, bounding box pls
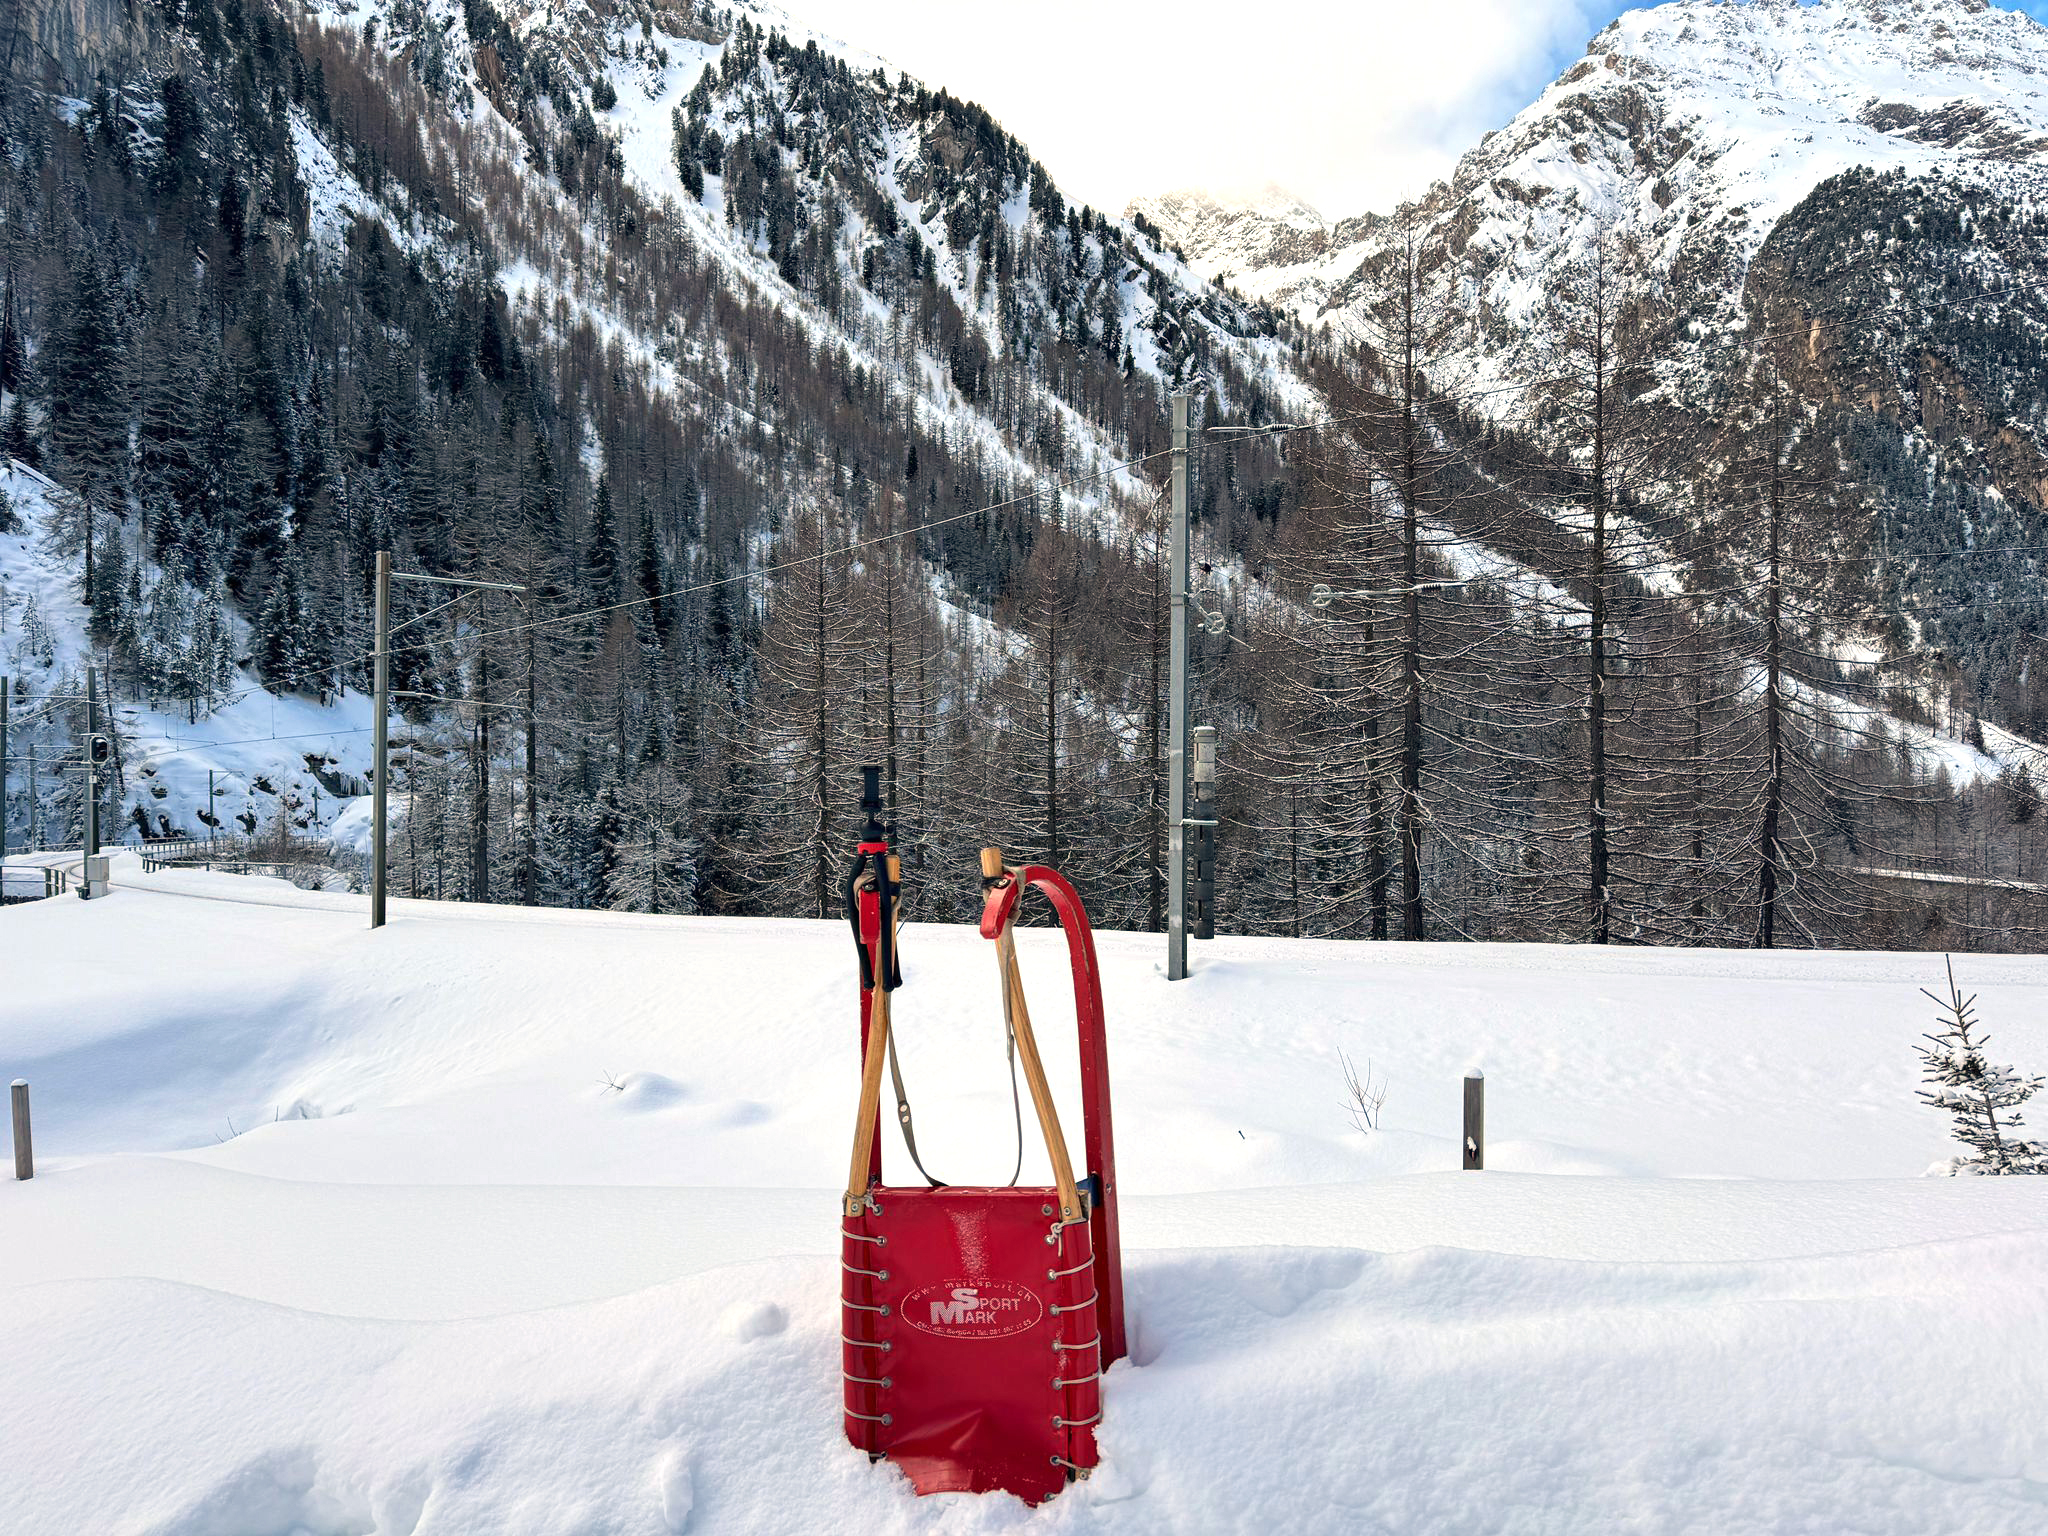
[583,474,621,609]
[255,547,312,691]
[729,502,860,916]
[44,253,128,599]
[1917,957,2045,1174]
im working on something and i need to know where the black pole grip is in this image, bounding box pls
[860,764,884,842]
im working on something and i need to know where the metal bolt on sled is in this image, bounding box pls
[839,766,1126,1505]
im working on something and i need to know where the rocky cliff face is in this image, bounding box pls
[9,0,174,80]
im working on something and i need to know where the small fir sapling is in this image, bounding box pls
[1917,956,2046,1175]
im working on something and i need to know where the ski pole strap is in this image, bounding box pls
[998,966,1026,1188]
[843,849,876,991]
[885,1026,945,1189]
[844,844,905,994]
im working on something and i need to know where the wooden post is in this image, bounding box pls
[1463,1070,1484,1171]
[11,1079,30,1181]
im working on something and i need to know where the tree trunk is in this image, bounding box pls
[1588,317,1611,945]
[1398,274,1426,941]
[1757,402,1786,949]
[1044,588,1060,871]
[811,510,831,919]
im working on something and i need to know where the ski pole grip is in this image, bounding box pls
[979,847,1005,880]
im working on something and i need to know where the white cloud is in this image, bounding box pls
[762,0,1607,217]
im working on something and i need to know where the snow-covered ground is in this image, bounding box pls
[3,857,2046,1532]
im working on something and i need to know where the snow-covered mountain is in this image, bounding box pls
[1148,0,2048,362]
[2,462,377,857]
[1126,184,1342,287]
[1137,0,2048,744]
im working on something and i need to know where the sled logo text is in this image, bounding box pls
[903,1279,1043,1339]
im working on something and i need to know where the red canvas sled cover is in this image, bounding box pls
[840,843,1125,1505]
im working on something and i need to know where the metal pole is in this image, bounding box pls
[1191,724,1218,940]
[1463,1070,1485,1170]
[1167,395,1191,980]
[11,1080,30,1181]
[207,770,215,846]
[371,550,391,929]
[1,675,9,869]
[84,667,99,859]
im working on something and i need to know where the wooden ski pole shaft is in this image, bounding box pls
[845,981,891,1214]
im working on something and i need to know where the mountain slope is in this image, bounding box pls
[7,0,2046,947]
[1,0,1304,908]
[1126,183,1338,287]
[1138,0,2048,738]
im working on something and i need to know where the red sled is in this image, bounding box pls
[840,801,1125,1505]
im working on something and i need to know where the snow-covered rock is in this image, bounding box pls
[1126,183,1337,285]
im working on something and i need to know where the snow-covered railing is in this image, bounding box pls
[1843,864,2048,896]
[0,864,68,902]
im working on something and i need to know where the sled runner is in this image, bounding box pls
[839,768,1125,1504]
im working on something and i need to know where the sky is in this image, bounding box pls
[762,0,2048,222]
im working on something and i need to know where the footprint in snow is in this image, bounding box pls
[1083,1447,1149,1504]
[655,1447,694,1532]
[722,1300,788,1342]
[711,1098,771,1127]
[607,1072,687,1110]
[1238,1250,1368,1318]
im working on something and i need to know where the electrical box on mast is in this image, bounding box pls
[1190,726,1219,941]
